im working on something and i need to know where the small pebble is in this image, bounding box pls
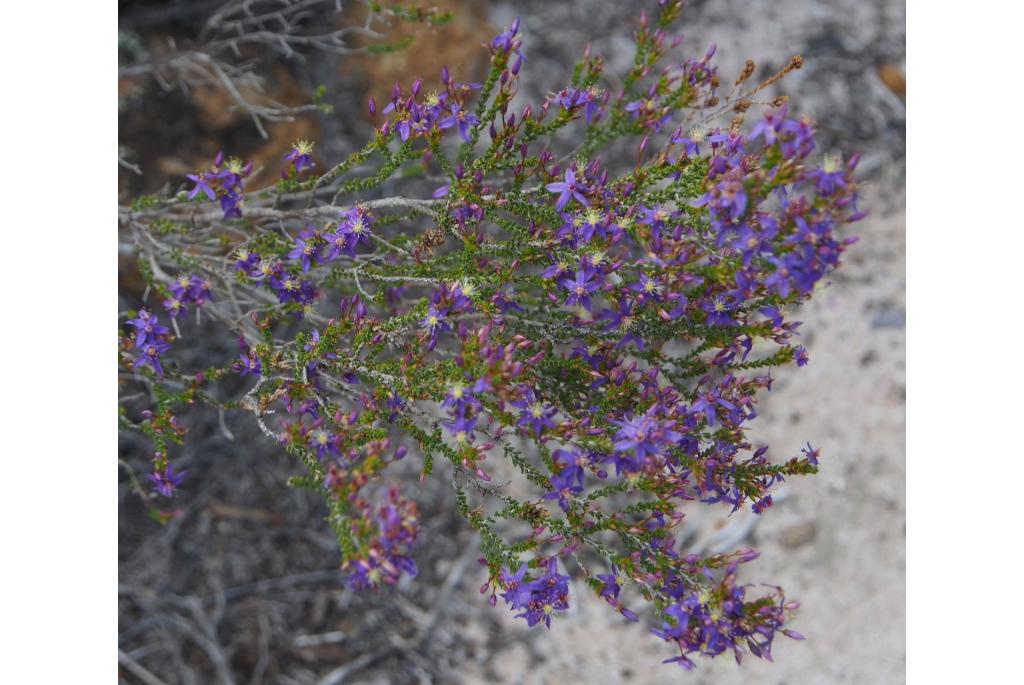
[780,521,818,548]
[871,307,905,329]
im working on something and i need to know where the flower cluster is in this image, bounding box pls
[121,1,861,672]
[345,488,421,589]
[162,273,212,319]
[378,71,481,144]
[500,558,572,628]
[126,309,170,376]
[651,553,803,669]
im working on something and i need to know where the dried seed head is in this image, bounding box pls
[736,59,756,85]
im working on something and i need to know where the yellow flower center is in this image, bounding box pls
[822,154,842,173]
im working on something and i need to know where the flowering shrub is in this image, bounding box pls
[119,0,862,671]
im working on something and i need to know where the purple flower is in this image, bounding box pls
[287,234,321,272]
[443,414,477,446]
[510,387,557,437]
[596,565,625,600]
[546,168,589,211]
[540,258,572,281]
[599,298,643,349]
[438,105,480,143]
[186,274,213,306]
[421,304,451,350]
[211,156,251,219]
[794,344,809,367]
[501,558,571,629]
[234,248,260,276]
[385,390,405,423]
[701,293,740,327]
[490,17,522,55]
[148,464,187,497]
[576,208,606,243]
[133,338,170,376]
[162,294,185,319]
[557,86,604,124]
[186,172,216,201]
[809,156,847,196]
[671,127,705,156]
[324,226,351,261]
[284,140,315,174]
[544,451,585,512]
[237,351,261,376]
[802,442,821,466]
[499,563,532,607]
[442,377,489,415]
[308,427,338,459]
[126,309,169,348]
[689,391,736,427]
[561,267,601,311]
[612,408,683,467]
[335,207,373,256]
[629,272,663,301]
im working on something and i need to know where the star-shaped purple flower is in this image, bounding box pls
[545,168,589,211]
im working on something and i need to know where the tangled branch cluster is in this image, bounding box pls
[119,0,863,671]
[118,0,453,138]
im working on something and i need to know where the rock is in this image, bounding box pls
[871,307,906,328]
[780,521,818,548]
[877,64,906,98]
